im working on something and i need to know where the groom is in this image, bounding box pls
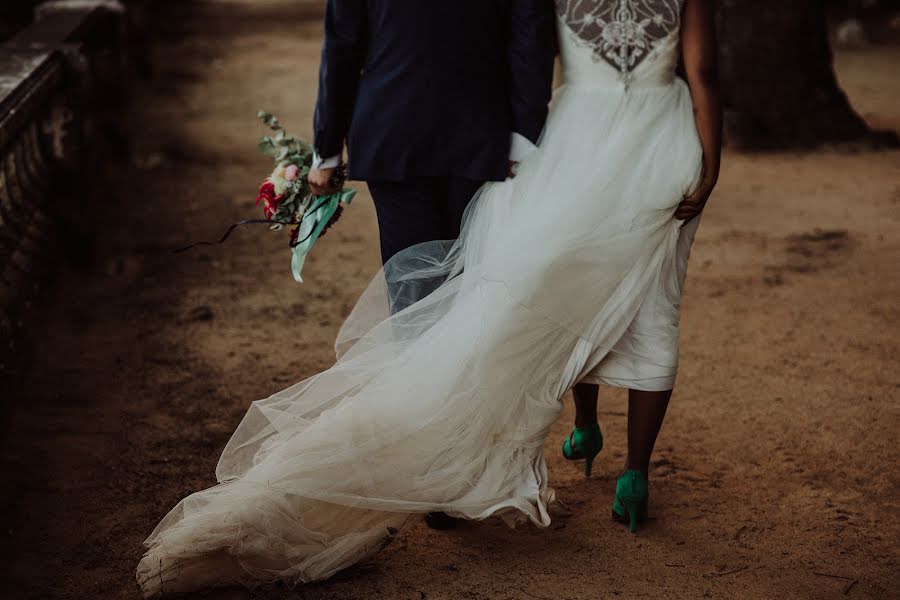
[309,0,557,530]
[309,0,557,269]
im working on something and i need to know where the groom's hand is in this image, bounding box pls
[309,167,340,196]
[507,161,519,179]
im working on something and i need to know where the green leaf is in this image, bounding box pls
[338,188,357,205]
[258,137,279,158]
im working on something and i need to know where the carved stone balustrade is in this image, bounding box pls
[0,1,129,408]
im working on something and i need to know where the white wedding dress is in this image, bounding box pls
[137,1,702,595]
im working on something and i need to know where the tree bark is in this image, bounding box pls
[718,0,898,149]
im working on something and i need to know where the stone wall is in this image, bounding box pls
[0,1,133,412]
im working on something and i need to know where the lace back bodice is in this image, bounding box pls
[556,0,684,88]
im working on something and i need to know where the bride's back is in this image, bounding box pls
[555,0,685,88]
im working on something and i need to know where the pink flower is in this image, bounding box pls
[284,164,300,182]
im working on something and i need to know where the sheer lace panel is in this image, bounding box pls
[556,0,683,81]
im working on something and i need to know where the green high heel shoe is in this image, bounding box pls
[612,469,649,533]
[561,423,603,477]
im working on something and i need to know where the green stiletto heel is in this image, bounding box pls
[561,423,603,477]
[612,470,649,533]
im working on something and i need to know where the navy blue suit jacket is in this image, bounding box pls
[313,0,557,183]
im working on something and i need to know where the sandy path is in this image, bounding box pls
[1,2,897,599]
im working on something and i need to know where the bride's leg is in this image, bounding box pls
[625,389,672,475]
[613,389,672,530]
[564,384,603,476]
[572,383,599,427]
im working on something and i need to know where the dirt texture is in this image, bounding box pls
[1,2,898,599]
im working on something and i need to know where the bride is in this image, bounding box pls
[137,0,721,595]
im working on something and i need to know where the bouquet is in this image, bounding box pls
[254,111,356,283]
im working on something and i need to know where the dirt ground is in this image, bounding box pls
[1,1,898,599]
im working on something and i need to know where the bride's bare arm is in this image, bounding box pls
[675,0,723,221]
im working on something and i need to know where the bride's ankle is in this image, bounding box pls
[623,460,650,478]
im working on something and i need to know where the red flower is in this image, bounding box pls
[256,181,284,220]
[256,181,276,206]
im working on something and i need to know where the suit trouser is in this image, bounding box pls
[367,176,484,312]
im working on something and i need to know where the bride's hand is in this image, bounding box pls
[674,179,714,221]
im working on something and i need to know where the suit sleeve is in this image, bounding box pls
[313,0,368,161]
[508,0,557,146]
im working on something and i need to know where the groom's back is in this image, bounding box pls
[347,1,538,182]
[363,2,508,74]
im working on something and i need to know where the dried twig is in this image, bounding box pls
[813,572,859,595]
[710,565,749,577]
[519,589,553,600]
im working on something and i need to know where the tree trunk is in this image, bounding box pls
[718,0,897,149]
